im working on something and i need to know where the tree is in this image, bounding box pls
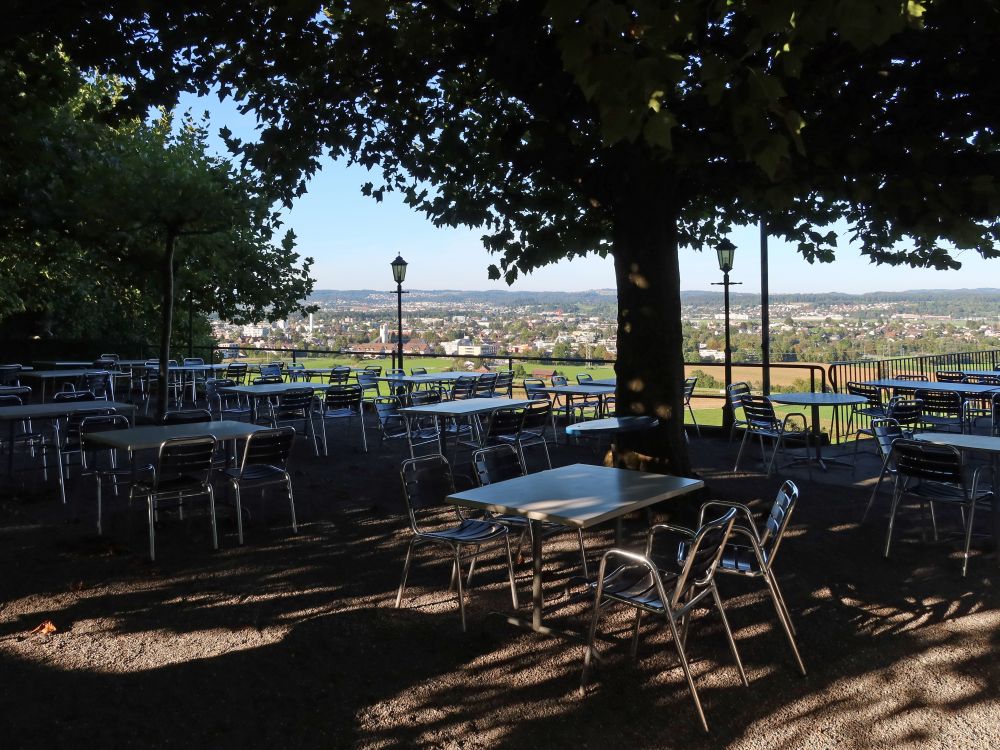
[0,48,314,419]
[13,1,1000,469]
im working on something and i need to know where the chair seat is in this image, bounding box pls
[493,515,568,538]
[320,407,358,419]
[719,543,763,575]
[222,464,286,483]
[920,415,962,430]
[418,518,507,544]
[910,482,992,506]
[134,475,209,495]
[588,564,678,612]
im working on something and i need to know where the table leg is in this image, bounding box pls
[993,455,1000,568]
[811,403,826,469]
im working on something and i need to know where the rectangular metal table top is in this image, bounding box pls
[449,463,704,529]
[84,420,267,451]
[400,397,535,417]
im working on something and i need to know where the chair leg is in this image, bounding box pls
[321,417,329,456]
[576,529,589,579]
[884,483,905,559]
[862,459,891,523]
[711,583,749,687]
[503,535,519,609]
[207,486,218,550]
[454,546,467,632]
[359,412,368,453]
[766,435,781,476]
[286,476,298,533]
[665,612,710,733]
[147,494,156,561]
[579,576,606,694]
[961,501,976,578]
[96,474,104,535]
[734,429,751,471]
[762,571,806,675]
[231,480,244,545]
[629,610,643,659]
[395,538,418,608]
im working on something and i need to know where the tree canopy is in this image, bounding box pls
[8,0,1000,465]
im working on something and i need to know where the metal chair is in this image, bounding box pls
[683,376,700,437]
[473,444,587,576]
[495,371,514,397]
[356,371,382,407]
[473,372,498,398]
[845,381,888,436]
[698,481,806,676]
[860,418,908,523]
[497,400,553,470]
[363,365,382,377]
[205,378,252,421]
[132,435,218,561]
[890,374,928,400]
[726,382,752,442]
[327,365,352,385]
[883,438,993,576]
[316,385,367,455]
[961,376,998,430]
[576,373,593,384]
[395,455,519,631]
[580,509,745,732]
[410,367,428,376]
[0,393,46,474]
[450,375,477,400]
[914,389,963,433]
[263,387,318,455]
[221,426,297,544]
[253,375,284,385]
[224,362,248,384]
[733,395,810,476]
[79,414,147,535]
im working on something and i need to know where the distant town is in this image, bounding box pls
[210,288,1000,364]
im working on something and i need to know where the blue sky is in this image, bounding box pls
[182,93,999,295]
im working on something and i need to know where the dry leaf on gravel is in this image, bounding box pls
[29,620,57,636]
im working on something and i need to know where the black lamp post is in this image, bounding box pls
[711,239,741,429]
[390,254,408,372]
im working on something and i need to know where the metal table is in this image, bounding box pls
[532,384,616,419]
[20,369,113,401]
[85,419,267,452]
[862,379,1000,397]
[219,383,327,420]
[448,464,704,636]
[770,392,867,470]
[400,397,536,454]
[565,416,659,437]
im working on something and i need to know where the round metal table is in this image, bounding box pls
[565,416,659,436]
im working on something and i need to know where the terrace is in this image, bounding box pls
[1,350,997,748]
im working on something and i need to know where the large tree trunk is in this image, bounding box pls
[156,231,177,422]
[609,175,691,476]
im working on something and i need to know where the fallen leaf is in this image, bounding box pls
[30,620,57,636]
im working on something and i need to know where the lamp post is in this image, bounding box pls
[711,239,741,430]
[390,254,408,372]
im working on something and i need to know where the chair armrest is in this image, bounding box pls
[782,412,809,433]
[697,500,761,543]
[645,523,695,556]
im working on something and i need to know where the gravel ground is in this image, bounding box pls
[1,428,997,749]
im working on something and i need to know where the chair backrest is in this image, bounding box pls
[472,445,525,486]
[727,381,752,411]
[276,387,315,411]
[0,364,21,386]
[846,381,884,406]
[894,374,928,381]
[374,396,403,428]
[155,436,216,487]
[520,400,552,430]
[92,359,116,369]
[161,409,212,425]
[474,373,498,397]
[683,377,697,400]
[495,371,514,397]
[757,480,799,565]
[54,390,96,403]
[914,388,961,416]
[551,375,568,386]
[484,406,523,440]
[328,365,352,385]
[259,363,282,378]
[79,414,131,448]
[522,378,547,400]
[451,376,478,400]
[890,439,963,485]
[963,373,1000,386]
[672,508,737,607]
[870,417,904,459]
[323,384,363,411]
[935,370,964,383]
[99,353,120,361]
[400,455,457,529]
[740,394,778,430]
[364,365,382,376]
[891,374,928,399]
[409,388,443,406]
[183,357,205,366]
[411,367,427,375]
[225,362,247,378]
[0,395,23,406]
[576,373,593,384]
[886,397,922,428]
[84,372,111,396]
[240,427,295,470]
[254,375,284,385]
